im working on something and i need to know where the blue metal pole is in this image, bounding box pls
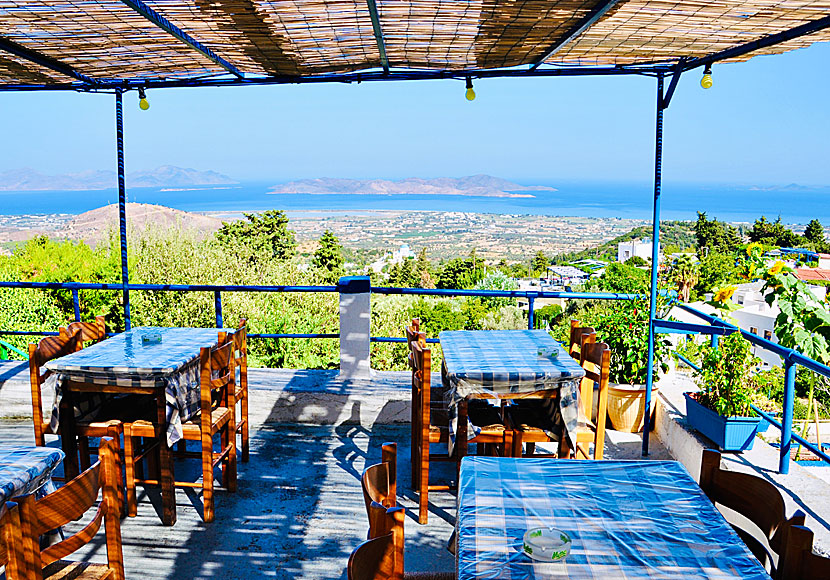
[214,290,223,328]
[115,90,131,331]
[71,289,81,322]
[527,295,536,330]
[643,73,665,457]
[780,357,796,474]
[710,334,719,349]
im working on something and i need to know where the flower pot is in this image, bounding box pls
[683,392,761,451]
[606,383,658,433]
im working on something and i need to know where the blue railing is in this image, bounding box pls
[661,305,830,474]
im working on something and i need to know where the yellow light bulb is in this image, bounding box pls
[700,73,713,90]
[139,97,150,110]
[465,87,476,101]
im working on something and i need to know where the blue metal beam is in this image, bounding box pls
[529,0,623,70]
[659,59,685,110]
[0,36,97,85]
[365,0,390,74]
[684,13,830,70]
[653,319,735,336]
[0,63,674,92]
[115,90,132,330]
[117,0,244,78]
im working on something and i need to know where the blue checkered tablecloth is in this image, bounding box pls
[0,446,64,507]
[44,327,232,447]
[456,457,771,580]
[439,330,585,452]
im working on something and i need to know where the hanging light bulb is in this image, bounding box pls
[465,77,476,101]
[138,87,150,110]
[700,65,713,90]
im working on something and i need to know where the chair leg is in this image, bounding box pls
[525,442,536,457]
[418,439,429,525]
[106,423,126,517]
[202,432,215,523]
[78,437,92,471]
[512,431,523,458]
[123,428,138,517]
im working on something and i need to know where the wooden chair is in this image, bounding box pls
[362,443,397,537]
[16,437,125,580]
[699,449,805,577]
[505,333,606,459]
[125,333,237,522]
[568,320,596,360]
[59,316,106,351]
[28,332,126,485]
[409,336,510,525]
[348,504,455,580]
[0,501,26,580]
[779,525,830,580]
[233,319,250,463]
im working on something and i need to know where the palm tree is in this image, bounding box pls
[672,254,699,302]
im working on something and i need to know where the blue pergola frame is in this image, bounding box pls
[3,5,830,468]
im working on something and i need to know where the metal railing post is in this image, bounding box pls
[643,72,665,457]
[214,290,223,328]
[779,357,796,474]
[710,334,719,349]
[71,289,81,322]
[527,294,536,330]
[115,89,131,330]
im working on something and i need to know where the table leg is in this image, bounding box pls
[59,390,80,480]
[156,390,176,526]
[456,399,469,474]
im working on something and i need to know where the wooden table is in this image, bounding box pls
[456,457,771,579]
[45,326,230,526]
[439,330,585,456]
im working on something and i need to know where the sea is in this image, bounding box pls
[2,180,829,224]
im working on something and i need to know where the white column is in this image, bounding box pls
[339,276,372,380]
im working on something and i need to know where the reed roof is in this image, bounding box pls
[0,0,829,89]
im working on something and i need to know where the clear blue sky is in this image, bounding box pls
[1,42,829,187]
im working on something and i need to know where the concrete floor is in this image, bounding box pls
[0,419,670,580]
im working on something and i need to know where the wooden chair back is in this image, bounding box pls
[569,321,596,360]
[780,524,830,580]
[28,332,81,446]
[0,501,26,580]
[17,437,124,580]
[234,318,250,462]
[579,340,609,459]
[349,505,405,580]
[362,443,397,536]
[60,316,106,351]
[200,335,235,419]
[699,449,804,576]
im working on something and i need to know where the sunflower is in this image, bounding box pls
[767,261,785,276]
[713,286,737,302]
[746,242,763,256]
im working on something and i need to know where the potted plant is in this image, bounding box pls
[685,309,761,450]
[593,300,671,432]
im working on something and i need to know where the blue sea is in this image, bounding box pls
[2,180,829,223]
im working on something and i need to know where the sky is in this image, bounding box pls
[1,41,829,188]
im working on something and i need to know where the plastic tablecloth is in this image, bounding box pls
[456,457,771,580]
[0,446,64,506]
[440,330,585,452]
[45,327,231,446]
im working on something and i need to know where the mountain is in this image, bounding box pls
[267,175,556,198]
[0,165,237,191]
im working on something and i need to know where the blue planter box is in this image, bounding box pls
[683,392,761,451]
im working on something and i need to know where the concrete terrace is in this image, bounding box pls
[0,362,829,577]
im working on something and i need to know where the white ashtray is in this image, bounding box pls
[522,528,571,562]
[141,332,162,345]
[536,346,559,359]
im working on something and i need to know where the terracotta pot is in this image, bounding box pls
[607,383,658,433]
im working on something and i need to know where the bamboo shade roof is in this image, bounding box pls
[0,0,828,88]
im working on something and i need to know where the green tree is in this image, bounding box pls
[694,252,741,298]
[597,262,649,294]
[531,251,549,274]
[312,230,344,279]
[671,254,699,302]
[694,212,741,254]
[748,216,801,248]
[437,250,484,290]
[414,248,435,289]
[804,219,826,250]
[626,256,648,267]
[216,210,296,261]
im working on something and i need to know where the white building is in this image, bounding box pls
[617,238,659,263]
[367,244,416,274]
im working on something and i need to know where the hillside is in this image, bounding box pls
[268,175,555,198]
[60,203,223,245]
[0,165,237,191]
[553,221,696,263]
